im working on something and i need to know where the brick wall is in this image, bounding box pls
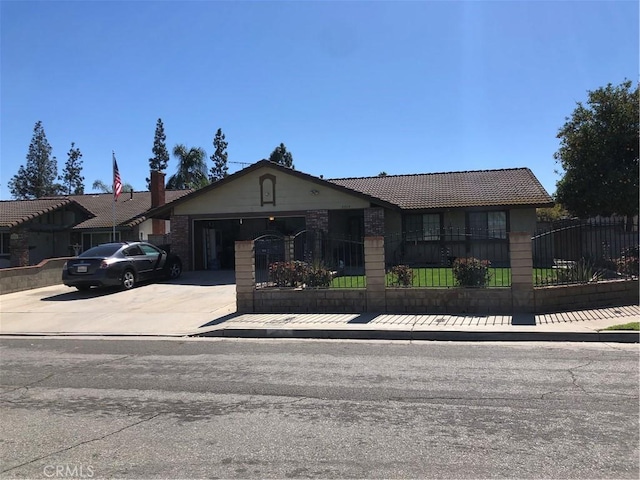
[305,210,329,233]
[170,215,190,271]
[364,208,385,236]
[10,229,29,267]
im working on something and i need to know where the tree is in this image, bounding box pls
[92,179,134,194]
[9,121,62,198]
[209,128,229,182]
[147,118,170,189]
[378,171,388,177]
[59,142,85,195]
[166,144,209,190]
[268,143,294,169]
[554,80,639,223]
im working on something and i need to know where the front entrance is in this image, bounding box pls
[192,216,305,271]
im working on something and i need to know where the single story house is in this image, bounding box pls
[0,172,190,268]
[147,160,554,272]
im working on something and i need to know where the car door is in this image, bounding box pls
[123,245,154,281]
[139,243,164,278]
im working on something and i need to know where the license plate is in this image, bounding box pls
[77,265,88,273]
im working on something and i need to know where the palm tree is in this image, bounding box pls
[166,144,209,190]
[92,179,134,194]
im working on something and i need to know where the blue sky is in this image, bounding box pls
[1,0,638,200]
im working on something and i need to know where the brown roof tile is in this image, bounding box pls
[328,168,553,210]
[0,198,88,228]
[68,190,191,229]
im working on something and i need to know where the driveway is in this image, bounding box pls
[0,271,236,336]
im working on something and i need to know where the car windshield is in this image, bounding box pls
[79,244,122,258]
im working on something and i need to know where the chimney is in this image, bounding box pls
[150,171,166,235]
[151,170,166,208]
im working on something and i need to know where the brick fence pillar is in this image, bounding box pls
[509,232,534,313]
[235,240,255,313]
[170,215,190,271]
[283,236,295,262]
[365,236,386,312]
[10,229,30,267]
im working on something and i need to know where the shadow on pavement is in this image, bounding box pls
[199,312,242,328]
[511,314,536,326]
[348,313,379,324]
[41,286,122,301]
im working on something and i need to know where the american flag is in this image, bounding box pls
[113,153,122,201]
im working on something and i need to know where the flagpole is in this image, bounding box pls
[112,151,116,242]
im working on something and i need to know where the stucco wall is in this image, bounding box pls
[175,166,370,216]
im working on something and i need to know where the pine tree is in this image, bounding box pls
[60,142,85,195]
[268,143,294,169]
[9,121,61,199]
[209,128,229,182]
[147,118,170,189]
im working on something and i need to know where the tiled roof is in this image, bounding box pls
[328,168,553,210]
[69,190,191,229]
[0,198,88,228]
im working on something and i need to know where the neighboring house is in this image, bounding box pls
[0,172,191,268]
[146,160,554,272]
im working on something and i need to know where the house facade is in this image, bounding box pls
[0,172,190,268]
[148,161,554,272]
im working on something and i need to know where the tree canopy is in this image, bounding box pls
[209,128,229,182]
[554,80,639,219]
[9,121,62,199]
[60,142,85,195]
[166,144,209,190]
[92,179,134,195]
[268,143,294,169]
[147,118,170,189]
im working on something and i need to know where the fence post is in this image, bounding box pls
[365,236,386,312]
[235,240,255,313]
[509,232,534,313]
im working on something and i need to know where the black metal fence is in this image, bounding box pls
[255,230,365,289]
[384,228,511,287]
[532,217,639,286]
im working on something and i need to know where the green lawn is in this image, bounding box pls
[600,322,639,331]
[329,267,558,288]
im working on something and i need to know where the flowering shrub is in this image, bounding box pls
[615,246,639,277]
[268,261,307,287]
[268,261,334,288]
[451,257,492,287]
[388,264,414,287]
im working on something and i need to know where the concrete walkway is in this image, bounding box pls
[194,305,639,342]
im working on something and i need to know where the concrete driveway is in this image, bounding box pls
[0,270,236,336]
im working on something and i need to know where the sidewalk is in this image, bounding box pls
[193,304,639,342]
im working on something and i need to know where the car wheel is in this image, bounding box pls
[76,285,91,292]
[121,270,136,290]
[168,260,182,280]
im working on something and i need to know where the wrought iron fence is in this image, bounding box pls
[384,228,511,287]
[255,230,365,289]
[532,217,639,286]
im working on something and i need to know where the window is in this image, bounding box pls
[405,214,441,241]
[82,232,120,251]
[468,211,507,239]
[139,244,160,257]
[0,232,9,255]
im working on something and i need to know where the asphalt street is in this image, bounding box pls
[1,338,638,479]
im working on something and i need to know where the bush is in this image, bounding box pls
[615,246,639,277]
[268,261,307,287]
[451,257,491,287]
[306,262,334,288]
[388,264,414,287]
[554,258,601,284]
[268,261,334,288]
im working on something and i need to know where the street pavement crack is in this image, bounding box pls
[0,373,55,395]
[0,412,163,475]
